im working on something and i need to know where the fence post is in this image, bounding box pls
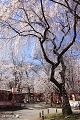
[79,103,80,110]
[47,108,49,114]
[56,108,57,113]
[42,115,44,120]
[42,110,44,120]
[39,112,41,118]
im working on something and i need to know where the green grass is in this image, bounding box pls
[43,113,80,120]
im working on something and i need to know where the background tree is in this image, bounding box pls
[64,41,80,93]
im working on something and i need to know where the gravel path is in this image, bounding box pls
[0,102,80,120]
[13,107,62,120]
[0,102,62,120]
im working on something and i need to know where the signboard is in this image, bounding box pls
[12,88,17,93]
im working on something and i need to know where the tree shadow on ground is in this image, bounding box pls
[0,106,28,111]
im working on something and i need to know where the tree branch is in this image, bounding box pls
[40,39,55,65]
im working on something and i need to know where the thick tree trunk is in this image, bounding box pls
[50,56,73,115]
[59,57,72,115]
[60,84,72,115]
[50,74,72,115]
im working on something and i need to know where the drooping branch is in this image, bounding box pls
[57,13,70,50]
[40,0,49,28]
[39,0,55,66]
[73,0,80,4]
[40,0,50,44]
[50,0,80,19]
[50,0,68,9]
[56,7,78,66]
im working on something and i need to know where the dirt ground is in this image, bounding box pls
[0,102,80,120]
[0,102,62,120]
